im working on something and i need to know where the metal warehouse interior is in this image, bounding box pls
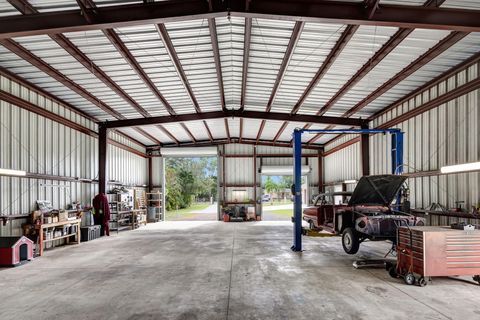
[0,0,480,319]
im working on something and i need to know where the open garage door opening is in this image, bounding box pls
[164,156,218,221]
[260,165,310,221]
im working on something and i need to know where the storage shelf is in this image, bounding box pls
[43,233,77,242]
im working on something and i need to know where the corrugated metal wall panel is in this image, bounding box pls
[151,157,163,187]
[323,62,480,209]
[0,79,148,226]
[324,143,362,183]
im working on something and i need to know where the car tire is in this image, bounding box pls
[342,227,360,254]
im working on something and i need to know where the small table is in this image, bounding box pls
[35,219,81,256]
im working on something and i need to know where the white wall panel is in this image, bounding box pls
[324,143,362,183]
[323,62,480,209]
[0,74,147,235]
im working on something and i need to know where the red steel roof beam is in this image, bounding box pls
[208,18,226,111]
[240,18,252,111]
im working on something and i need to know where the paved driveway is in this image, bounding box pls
[167,203,218,221]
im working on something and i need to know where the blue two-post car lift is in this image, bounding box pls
[291,128,404,252]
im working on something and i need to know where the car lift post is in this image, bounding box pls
[291,128,404,252]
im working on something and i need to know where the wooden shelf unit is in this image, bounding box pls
[35,219,81,256]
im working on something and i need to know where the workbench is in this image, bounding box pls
[35,219,81,256]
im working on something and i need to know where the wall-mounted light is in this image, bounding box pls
[344,179,357,184]
[0,168,26,176]
[440,162,480,174]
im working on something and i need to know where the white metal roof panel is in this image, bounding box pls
[241,118,262,140]
[216,16,244,109]
[182,120,211,141]
[227,118,240,137]
[114,24,197,114]
[116,127,156,145]
[205,118,227,140]
[95,0,142,7]
[0,0,20,17]
[327,28,451,117]
[245,18,296,111]
[160,122,191,142]
[299,25,398,115]
[165,19,222,112]
[64,29,170,117]
[0,43,115,120]
[442,0,480,10]
[28,0,79,12]
[362,32,480,115]
[258,120,284,141]
[139,125,175,144]
[11,34,143,118]
[270,23,347,114]
[380,0,426,5]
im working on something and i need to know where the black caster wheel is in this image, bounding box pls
[388,264,398,278]
[404,272,415,285]
[473,275,480,285]
[418,277,427,287]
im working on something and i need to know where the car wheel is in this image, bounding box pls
[342,228,360,254]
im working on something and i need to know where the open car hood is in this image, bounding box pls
[348,175,407,207]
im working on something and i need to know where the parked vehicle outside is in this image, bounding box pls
[262,194,271,202]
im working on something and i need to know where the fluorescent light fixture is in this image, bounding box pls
[440,162,480,174]
[0,168,26,176]
[160,146,218,157]
[260,165,311,176]
[344,179,357,184]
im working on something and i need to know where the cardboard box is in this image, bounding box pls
[58,210,68,222]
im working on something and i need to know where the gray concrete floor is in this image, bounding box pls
[1,221,479,320]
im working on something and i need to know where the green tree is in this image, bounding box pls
[165,157,218,210]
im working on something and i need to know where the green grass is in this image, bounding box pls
[166,203,210,219]
[262,200,293,206]
[265,209,293,217]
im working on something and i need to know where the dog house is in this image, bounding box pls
[0,236,34,267]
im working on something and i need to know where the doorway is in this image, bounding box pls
[19,244,28,261]
[261,175,308,221]
[164,157,218,221]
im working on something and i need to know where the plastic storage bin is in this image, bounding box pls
[80,225,101,242]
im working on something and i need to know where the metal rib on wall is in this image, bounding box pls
[0,72,148,235]
[324,61,480,209]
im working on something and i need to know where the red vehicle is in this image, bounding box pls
[303,175,425,254]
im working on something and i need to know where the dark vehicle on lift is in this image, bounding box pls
[303,175,425,254]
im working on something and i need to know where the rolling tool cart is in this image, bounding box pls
[388,226,480,287]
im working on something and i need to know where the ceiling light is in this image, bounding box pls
[0,168,26,176]
[344,179,357,184]
[440,162,480,174]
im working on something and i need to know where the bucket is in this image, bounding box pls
[81,211,94,227]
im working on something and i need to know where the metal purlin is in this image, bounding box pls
[291,128,404,252]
